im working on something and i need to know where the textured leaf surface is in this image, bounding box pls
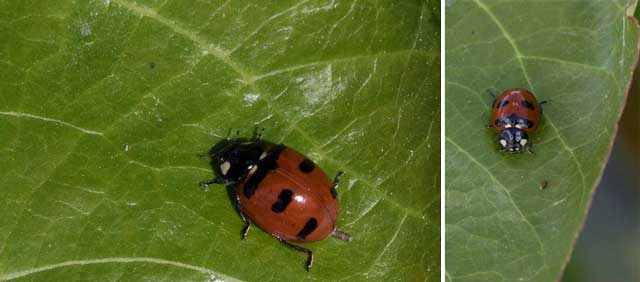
[0,0,440,281]
[445,0,639,281]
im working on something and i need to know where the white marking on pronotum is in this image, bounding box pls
[259,151,267,160]
[0,257,241,281]
[0,111,104,136]
[515,124,523,129]
[220,161,230,175]
[505,124,512,128]
[499,139,507,147]
[248,165,258,175]
[520,139,528,146]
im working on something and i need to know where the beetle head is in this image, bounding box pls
[209,139,264,183]
[497,127,529,153]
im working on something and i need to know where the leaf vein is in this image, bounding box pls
[0,111,104,136]
[0,257,242,282]
[446,137,547,269]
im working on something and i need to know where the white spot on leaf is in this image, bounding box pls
[79,20,92,36]
[302,0,337,14]
[296,65,344,113]
[243,93,260,106]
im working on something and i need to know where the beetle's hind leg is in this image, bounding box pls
[236,202,252,240]
[279,239,314,271]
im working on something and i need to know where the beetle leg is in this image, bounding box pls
[279,239,314,271]
[256,127,265,141]
[527,141,535,155]
[539,100,548,113]
[332,230,352,242]
[332,171,344,190]
[199,177,224,187]
[237,206,252,240]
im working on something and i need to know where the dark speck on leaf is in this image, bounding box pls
[149,62,156,69]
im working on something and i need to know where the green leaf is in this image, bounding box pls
[0,0,439,281]
[445,0,639,281]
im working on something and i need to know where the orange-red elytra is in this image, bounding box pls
[201,130,351,271]
[488,88,545,154]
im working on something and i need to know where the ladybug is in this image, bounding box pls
[488,88,545,153]
[201,130,351,271]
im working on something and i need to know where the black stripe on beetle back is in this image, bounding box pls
[522,100,536,111]
[299,158,315,173]
[495,117,511,127]
[496,100,509,109]
[330,186,337,199]
[271,189,294,213]
[296,218,318,240]
[243,145,287,199]
[507,113,533,128]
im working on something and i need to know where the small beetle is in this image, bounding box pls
[488,88,545,153]
[201,130,351,271]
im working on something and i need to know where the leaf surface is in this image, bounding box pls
[445,0,639,281]
[0,0,440,281]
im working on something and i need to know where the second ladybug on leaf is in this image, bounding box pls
[201,130,351,271]
[488,88,546,154]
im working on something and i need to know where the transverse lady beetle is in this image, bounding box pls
[201,130,351,271]
[488,88,545,153]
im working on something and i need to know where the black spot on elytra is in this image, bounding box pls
[299,158,315,173]
[296,218,318,240]
[271,189,293,213]
[522,100,536,111]
[243,145,286,199]
[496,100,509,109]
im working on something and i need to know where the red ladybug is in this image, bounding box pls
[488,88,545,153]
[201,130,351,271]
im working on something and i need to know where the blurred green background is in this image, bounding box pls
[563,50,640,281]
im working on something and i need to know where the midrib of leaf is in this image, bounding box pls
[110,0,253,83]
